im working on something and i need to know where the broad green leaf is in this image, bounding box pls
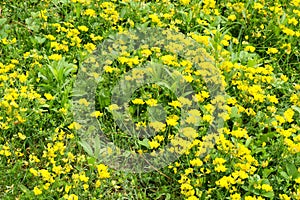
[292,106,300,114]
[78,140,94,157]
[19,184,30,193]
[138,138,150,149]
[261,191,275,198]
[286,162,300,179]
[0,18,7,26]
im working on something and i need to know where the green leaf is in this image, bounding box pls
[262,168,274,178]
[87,157,96,165]
[260,132,276,143]
[0,18,7,26]
[94,135,101,158]
[25,17,40,32]
[78,140,94,157]
[261,191,275,198]
[247,59,257,68]
[34,36,46,44]
[245,137,252,147]
[230,106,241,119]
[138,138,150,149]
[292,106,300,114]
[279,171,290,179]
[19,184,30,193]
[286,162,300,179]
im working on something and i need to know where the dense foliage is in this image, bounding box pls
[0,0,299,199]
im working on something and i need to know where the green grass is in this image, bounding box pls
[0,0,299,199]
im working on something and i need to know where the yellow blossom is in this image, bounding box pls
[44,93,55,100]
[83,9,96,17]
[18,132,26,140]
[168,100,182,108]
[97,164,110,179]
[266,48,279,54]
[228,14,237,21]
[149,140,160,149]
[33,186,42,195]
[132,98,144,105]
[49,54,62,61]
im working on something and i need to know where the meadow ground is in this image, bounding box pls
[0,0,300,199]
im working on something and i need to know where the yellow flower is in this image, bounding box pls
[228,14,237,21]
[95,180,101,188]
[215,164,227,172]
[149,121,166,132]
[261,160,268,168]
[279,194,291,200]
[154,135,164,142]
[187,196,199,200]
[33,186,42,195]
[48,54,62,61]
[66,194,79,200]
[178,97,192,106]
[108,104,119,111]
[216,176,235,189]
[46,34,56,40]
[39,9,48,21]
[221,39,229,46]
[23,52,30,58]
[59,108,67,115]
[29,168,39,176]
[213,157,226,165]
[43,183,50,190]
[52,165,64,175]
[149,140,160,149]
[83,184,89,190]
[79,173,89,182]
[254,3,264,9]
[78,25,89,32]
[288,17,298,26]
[84,43,96,53]
[181,127,198,139]
[141,49,152,57]
[284,108,295,123]
[180,0,190,5]
[78,98,90,106]
[166,115,179,126]
[18,132,26,140]
[261,184,273,192]
[44,93,55,100]
[245,45,256,52]
[68,122,82,130]
[145,99,158,106]
[245,196,256,200]
[90,111,103,118]
[83,9,96,17]
[190,158,203,167]
[132,98,144,105]
[266,48,278,54]
[149,14,161,24]
[203,114,213,123]
[280,74,288,82]
[290,94,299,105]
[230,193,241,200]
[97,164,110,179]
[267,94,278,104]
[231,128,248,138]
[1,38,9,45]
[183,75,194,83]
[90,33,103,41]
[180,183,195,196]
[168,100,182,108]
